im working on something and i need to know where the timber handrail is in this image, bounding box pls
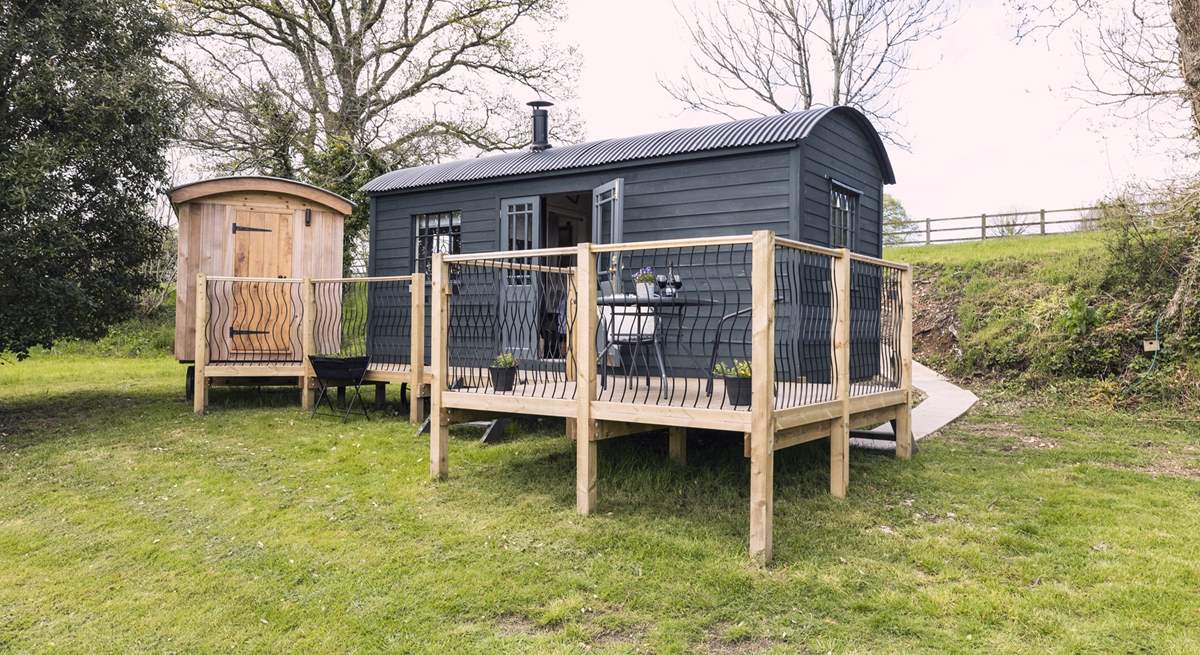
[206,275,304,283]
[312,275,416,283]
[591,234,754,252]
[451,259,576,274]
[847,251,911,270]
[443,246,578,262]
[775,237,842,257]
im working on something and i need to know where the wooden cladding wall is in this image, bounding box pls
[174,189,345,362]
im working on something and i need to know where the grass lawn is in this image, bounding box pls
[1,355,1198,653]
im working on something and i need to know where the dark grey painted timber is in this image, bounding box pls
[364,106,895,368]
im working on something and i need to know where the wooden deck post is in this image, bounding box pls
[193,273,208,415]
[668,427,687,466]
[430,256,450,480]
[301,277,315,410]
[409,272,426,425]
[895,266,915,460]
[830,249,852,498]
[749,230,776,564]
[575,242,598,514]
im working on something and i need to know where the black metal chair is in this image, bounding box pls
[308,355,371,422]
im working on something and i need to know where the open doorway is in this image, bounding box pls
[542,190,592,253]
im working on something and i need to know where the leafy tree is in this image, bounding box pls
[168,0,581,265]
[883,194,918,244]
[0,0,181,358]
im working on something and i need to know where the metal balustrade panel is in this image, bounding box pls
[773,245,839,409]
[204,279,303,365]
[446,254,578,400]
[311,279,414,370]
[590,242,754,411]
[848,260,903,396]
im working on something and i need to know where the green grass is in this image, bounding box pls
[885,231,1107,268]
[2,355,1199,653]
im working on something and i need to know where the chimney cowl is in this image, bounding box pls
[528,100,553,152]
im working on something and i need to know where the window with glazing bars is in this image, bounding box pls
[829,182,858,248]
[414,211,462,275]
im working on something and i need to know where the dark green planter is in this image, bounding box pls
[489,366,517,392]
[723,376,752,407]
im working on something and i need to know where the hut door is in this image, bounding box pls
[591,179,623,277]
[499,196,542,362]
[230,210,295,355]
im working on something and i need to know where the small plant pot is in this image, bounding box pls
[489,365,517,392]
[636,282,655,300]
[722,376,752,407]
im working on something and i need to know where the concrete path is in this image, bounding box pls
[852,361,979,449]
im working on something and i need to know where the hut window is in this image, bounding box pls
[829,181,858,248]
[414,211,462,275]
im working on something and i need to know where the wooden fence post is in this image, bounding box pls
[749,230,777,564]
[430,255,450,480]
[830,249,851,498]
[1039,209,1047,235]
[193,273,208,415]
[981,213,988,240]
[409,272,426,425]
[895,266,914,460]
[925,217,931,245]
[574,242,598,514]
[301,277,315,410]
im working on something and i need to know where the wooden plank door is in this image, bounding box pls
[230,210,295,355]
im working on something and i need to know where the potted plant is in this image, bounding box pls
[489,352,518,391]
[632,266,656,300]
[713,360,752,407]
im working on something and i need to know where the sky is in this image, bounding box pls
[556,0,1195,220]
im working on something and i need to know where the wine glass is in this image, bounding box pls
[655,274,668,296]
[671,274,683,295]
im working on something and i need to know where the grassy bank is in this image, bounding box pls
[886,231,1198,404]
[1,354,1198,653]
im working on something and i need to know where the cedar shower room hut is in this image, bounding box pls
[363,104,912,562]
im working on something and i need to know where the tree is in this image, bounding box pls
[0,0,181,358]
[168,0,581,262]
[663,0,954,144]
[883,194,917,244]
[1010,0,1200,142]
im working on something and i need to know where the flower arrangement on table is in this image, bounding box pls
[632,266,656,283]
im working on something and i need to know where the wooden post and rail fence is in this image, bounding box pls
[887,204,1137,246]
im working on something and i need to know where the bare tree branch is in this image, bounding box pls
[662,0,954,147]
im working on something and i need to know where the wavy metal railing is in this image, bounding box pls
[591,240,754,411]
[773,242,840,409]
[311,278,414,371]
[445,252,578,399]
[204,277,303,365]
[849,258,904,396]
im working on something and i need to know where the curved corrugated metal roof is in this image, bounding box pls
[362,106,895,193]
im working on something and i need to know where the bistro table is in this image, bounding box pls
[595,293,720,396]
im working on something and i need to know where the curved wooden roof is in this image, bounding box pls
[169,176,355,215]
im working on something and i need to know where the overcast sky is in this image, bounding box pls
[557,0,1195,220]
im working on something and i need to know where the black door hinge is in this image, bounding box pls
[229,327,272,337]
[232,223,272,234]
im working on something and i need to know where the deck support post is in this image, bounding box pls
[895,266,915,460]
[301,277,315,410]
[430,255,450,480]
[409,272,426,425]
[575,242,598,514]
[668,427,687,466]
[193,273,208,415]
[749,230,776,564]
[830,249,852,498]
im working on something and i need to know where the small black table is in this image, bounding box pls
[596,293,721,395]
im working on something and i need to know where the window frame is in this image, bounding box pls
[828,179,860,249]
[413,210,462,278]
